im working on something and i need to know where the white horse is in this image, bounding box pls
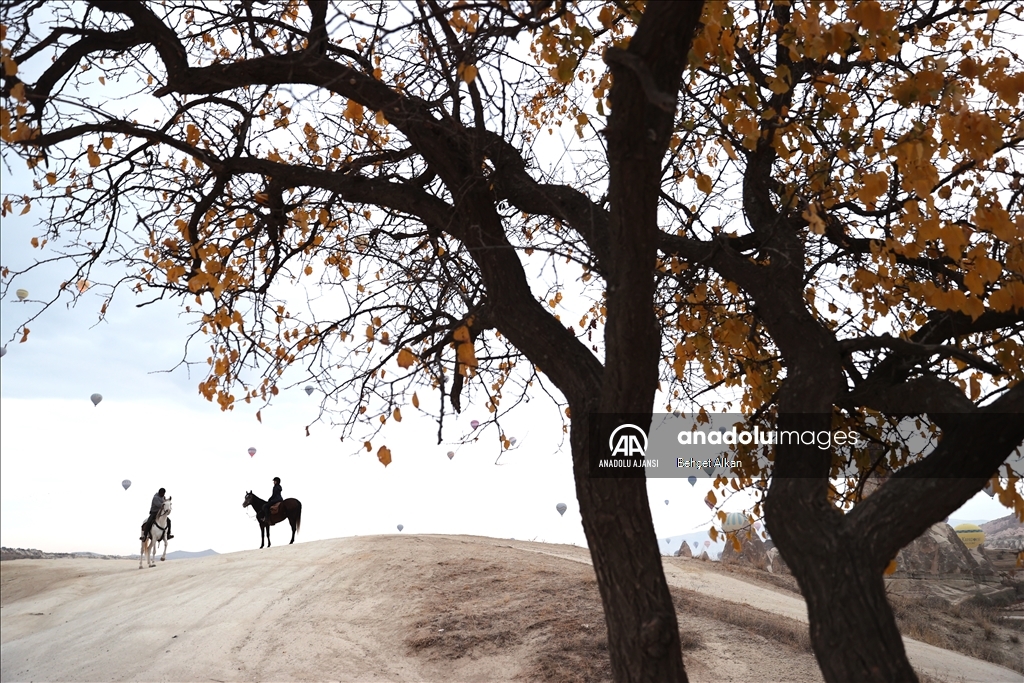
[139,497,172,569]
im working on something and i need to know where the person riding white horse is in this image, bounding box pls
[141,488,174,541]
[139,496,172,568]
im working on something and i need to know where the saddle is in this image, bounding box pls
[270,502,282,515]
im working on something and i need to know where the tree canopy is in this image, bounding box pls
[3,2,1023,682]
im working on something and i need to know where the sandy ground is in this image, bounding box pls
[1,535,1018,682]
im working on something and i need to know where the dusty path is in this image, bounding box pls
[1,535,1017,682]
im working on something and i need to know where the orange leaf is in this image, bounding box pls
[412,392,420,409]
[87,145,101,167]
[397,347,416,369]
[19,327,30,343]
[377,445,392,467]
[393,408,402,422]
[256,410,262,423]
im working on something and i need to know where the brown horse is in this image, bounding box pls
[243,491,301,548]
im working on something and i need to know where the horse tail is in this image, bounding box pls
[295,500,302,533]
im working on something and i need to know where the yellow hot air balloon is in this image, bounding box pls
[16,288,29,301]
[953,523,985,549]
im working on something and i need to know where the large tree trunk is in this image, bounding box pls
[571,411,687,682]
[767,476,919,683]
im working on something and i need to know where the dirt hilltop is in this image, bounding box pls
[2,535,1019,683]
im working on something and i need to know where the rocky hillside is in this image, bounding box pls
[981,514,1024,549]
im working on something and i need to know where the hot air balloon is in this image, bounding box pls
[354,235,369,252]
[704,540,711,548]
[754,521,763,531]
[509,437,517,446]
[90,393,103,406]
[723,512,746,533]
[16,288,28,301]
[470,419,480,429]
[248,447,257,458]
[121,479,131,491]
[556,502,567,516]
[954,523,985,549]
[693,541,699,548]
[0,346,6,357]
[664,538,670,544]
[397,524,404,532]
[664,500,670,505]
[446,450,455,460]
[304,385,314,396]
[687,476,697,487]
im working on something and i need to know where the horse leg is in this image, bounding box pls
[259,522,266,549]
[289,516,296,544]
[160,534,168,561]
[266,522,272,547]
[139,538,147,569]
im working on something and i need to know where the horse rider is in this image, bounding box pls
[141,487,174,541]
[261,477,283,521]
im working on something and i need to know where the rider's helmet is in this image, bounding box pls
[158,487,166,496]
[273,477,280,484]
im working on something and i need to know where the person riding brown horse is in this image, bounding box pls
[260,477,283,521]
[141,488,174,541]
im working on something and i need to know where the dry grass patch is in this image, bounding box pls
[889,590,1024,674]
[406,552,816,682]
[405,557,613,682]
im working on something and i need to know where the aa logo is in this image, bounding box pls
[608,424,648,458]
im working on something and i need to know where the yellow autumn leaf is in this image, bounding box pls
[412,392,419,408]
[344,99,364,122]
[87,145,101,167]
[364,441,372,452]
[696,174,713,194]
[101,136,113,151]
[377,445,392,467]
[393,408,402,422]
[10,82,26,103]
[396,347,416,368]
[457,341,477,370]
[45,172,56,185]
[858,171,888,207]
[304,265,313,276]
[461,64,478,83]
